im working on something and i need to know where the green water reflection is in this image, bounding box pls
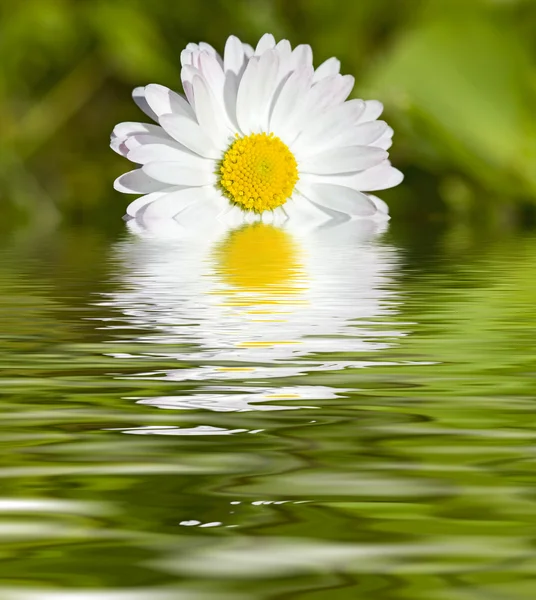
[0,221,536,599]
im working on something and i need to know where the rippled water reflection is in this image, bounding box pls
[1,221,536,599]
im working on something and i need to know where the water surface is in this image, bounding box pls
[1,220,536,599]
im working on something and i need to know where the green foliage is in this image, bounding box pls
[365,2,536,217]
[1,0,536,224]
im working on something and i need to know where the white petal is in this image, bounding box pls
[199,41,223,67]
[112,122,167,139]
[144,84,195,119]
[312,74,355,110]
[236,51,279,134]
[223,36,247,130]
[289,74,355,141]
[291,45,313,70]
[313,57,340,82]
[255,33,276,55]
[110,136,129,156]
[122,134,168,153]
[272,206,288,226]
[357,100,383,123]
[124,134,180,163]
[303,162,403,191]
[368,194,390,215]
[126,135,214,167]
[302,120,387,154]
[142,162,217,186]
[299,146,388,175]
[125,190,170,218]
[198,41,215,53]
[223,75,240,131]
[224,35,246,75]
[256,51,280,131]
[275,39,292,59]
[372,127,394,150]
[141,186,208,221]
[283,193,331,227]
[198,51,225,99]
[243,43,254,58]
[348,162,404,191]
[217,204,246,227]
[180,49,193,67]
[114,169,169,194]
[297,181,377,217]
[132,87,158,121]
[128,142,188,165]
[159,114,221,159]
[352,120,389,145]
[175,191,227,227]
[269,66,314,140]
[274,39,293,80]
[293,111,389,159]
[244,211,262,224]
[261,210,275,224]
[192,74,231,149]
[291,99,365,157]
[180,65,197,107]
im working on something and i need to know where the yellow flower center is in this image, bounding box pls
[219,133,299,213]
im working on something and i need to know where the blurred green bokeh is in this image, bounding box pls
[2,0,536,227]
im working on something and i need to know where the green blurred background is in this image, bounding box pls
[2,0,536,229]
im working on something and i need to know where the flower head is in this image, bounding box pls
[111,34,403,229]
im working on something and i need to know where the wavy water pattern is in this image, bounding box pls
[1,223,536,598]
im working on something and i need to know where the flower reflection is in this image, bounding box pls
[214,223,304,295]
[209,223,308,359]
[102,219,402,428]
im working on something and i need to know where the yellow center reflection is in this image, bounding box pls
[214,224,304,295]
[213,223,308,349]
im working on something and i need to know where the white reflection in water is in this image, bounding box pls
[119,425,254,436]
[102,219,402,427]
[155,536,530,579]
[136,385,339,412]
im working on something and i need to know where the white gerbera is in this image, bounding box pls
[111,33,403,228]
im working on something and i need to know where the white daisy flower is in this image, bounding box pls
[111,33,403,229]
